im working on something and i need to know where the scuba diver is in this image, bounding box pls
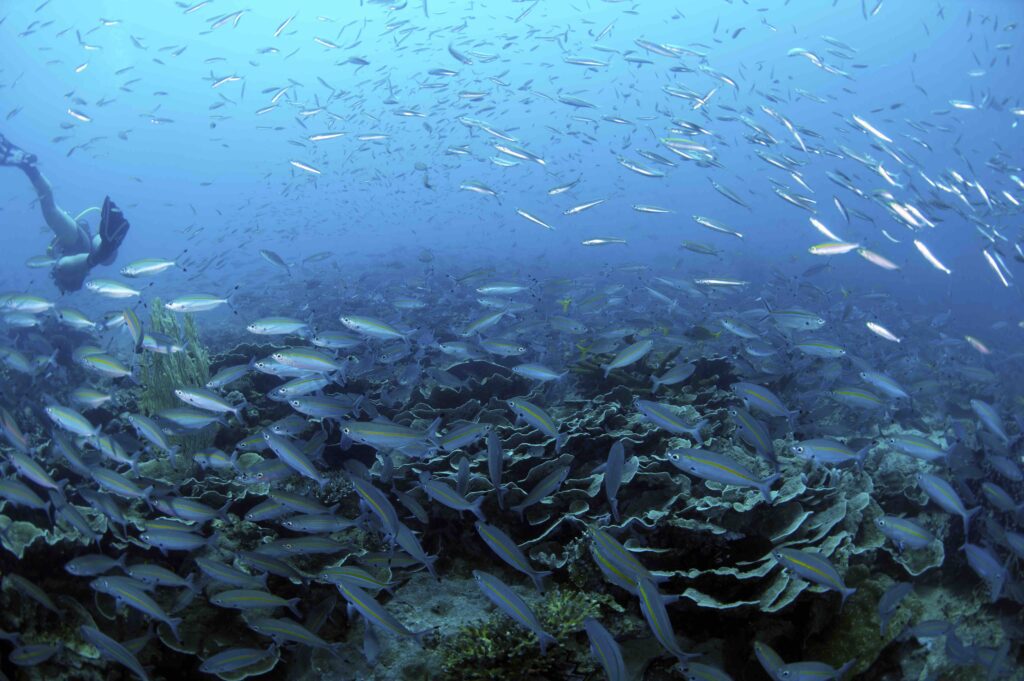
[1,133,130,292]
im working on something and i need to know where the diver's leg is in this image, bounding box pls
[20,163,82,248]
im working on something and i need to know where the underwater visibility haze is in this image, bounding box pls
[1,0,1023,679]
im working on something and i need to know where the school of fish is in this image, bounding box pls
[0,1,1023,680]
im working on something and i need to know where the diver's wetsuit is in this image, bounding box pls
[0,133,130,292]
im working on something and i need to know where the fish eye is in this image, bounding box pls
[343,427,350,434]
[795,446,804,453]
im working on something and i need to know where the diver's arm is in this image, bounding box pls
[20,163,82,249]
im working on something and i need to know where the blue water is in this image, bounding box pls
[0,0,1018,326]
[1,0,1022,679]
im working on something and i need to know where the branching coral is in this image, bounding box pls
[138,298,213,455]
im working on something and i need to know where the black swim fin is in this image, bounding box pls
[0,133,36,167]
[89,196,130,266]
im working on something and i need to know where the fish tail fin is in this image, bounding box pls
[840,587,857,610]
[232,399,248,424]
[420,552,440,582]
[471,496,486,523]
[963,506,981,537]
[855,445,871,471]
[168,445,181,467]
[425,416,443,446]
[538,631,557,656]
[690,418,709,444]
[532,570,553,593]
[555,432,567,453]
[287,597,302,619]
[760,473,781,504]
[167,617,183,641]
[140,485,154,510]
